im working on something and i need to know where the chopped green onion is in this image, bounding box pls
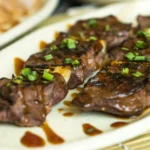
[121,68,129,75]
[44,54,53,61]
[121,47,129,51]
[135,40,147,49]
[64,58,72,64]
[147,57,150,62]
[6,83,11,87]
[88,19,98,27]
[13,78,22,84]
[61,38,77,49]
[138,28,150,39]
[27,74,36,81]
[43,71,54,81]
[132,71,143,77]
[89,36,97,41]
[105,25,110,31]
[125,52,135,61]
[17,76,24,80]
[134,52,139,56]
[21,68,37,82]
[71,59,80,67]
[50,45,57,50]
[21,68,31,76]
[134,56,146,61]
[44,69,50,72]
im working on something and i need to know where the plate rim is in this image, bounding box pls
[0,0,59,47]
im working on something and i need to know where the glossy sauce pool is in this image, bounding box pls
[41,122,64,144]
[63,112,74,117]
[21,131,45,148]
[39,40,48,50]
[111,121,128,128]
[14,57,25,76]
[82,123,103,136]
[63,100,72,107]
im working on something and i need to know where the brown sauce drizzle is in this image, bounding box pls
[63,100,72,107]
[39,41,48,51]
[63,112,74,117]
[82,123,103,136]
[14,57,25,76]
[71,93,78,99]
[21,131,45,148]
[54,31,59,39]
[58,108,64,112]
[77,87,83,92]
[67,23,72,30]
[41,122,64,144]
[111,121,128,128]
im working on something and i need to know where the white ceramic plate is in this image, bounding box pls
[0,0,59,47]
[0,1,150,150]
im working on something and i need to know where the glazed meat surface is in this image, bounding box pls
[0,69,67,126]
[25,32,106,89]
[72,62,150,116]
[68,15,131,50]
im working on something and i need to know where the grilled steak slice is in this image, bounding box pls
[72,62,150,117]
[0,69,68,126]
[68,15,131,50]
[109,37,150,62]
[25,32,106,89]
[137,15,150,29]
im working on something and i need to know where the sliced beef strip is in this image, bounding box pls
[0,70,68,127]
[72,63,150,117]
[25,32,105,89]
[109,37,150,62]
[137,15,150,29]
[68,15,131,50]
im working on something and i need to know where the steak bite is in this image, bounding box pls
[25,32,106,89]
[68,15,131,50]
[72,62,150,117]
[0,68,68,127]
[109,36,150,62]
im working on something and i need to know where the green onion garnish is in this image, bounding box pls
[89,36,97,41]
[27,74,36,81]
[125,52,135,61]
[61,38,77,49]
[134,52,139,56]
[43,71,54,81]
[121,47,129,51]
[64,58,72,64]
[138,28,150,39]
[50,45,57,50]
[105,25,110,31]
[121,68,129,75]
[6,83,11,87]
[134,56,146,61]
[135,40,147,49]
[88,19,98,27]
[132,71,143,77]
[147,57,150,62]
[21,68,37,81]
[21,68,31,76]
[44,54,53,61]
[71,59,80,67]
[13,78,22,84]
